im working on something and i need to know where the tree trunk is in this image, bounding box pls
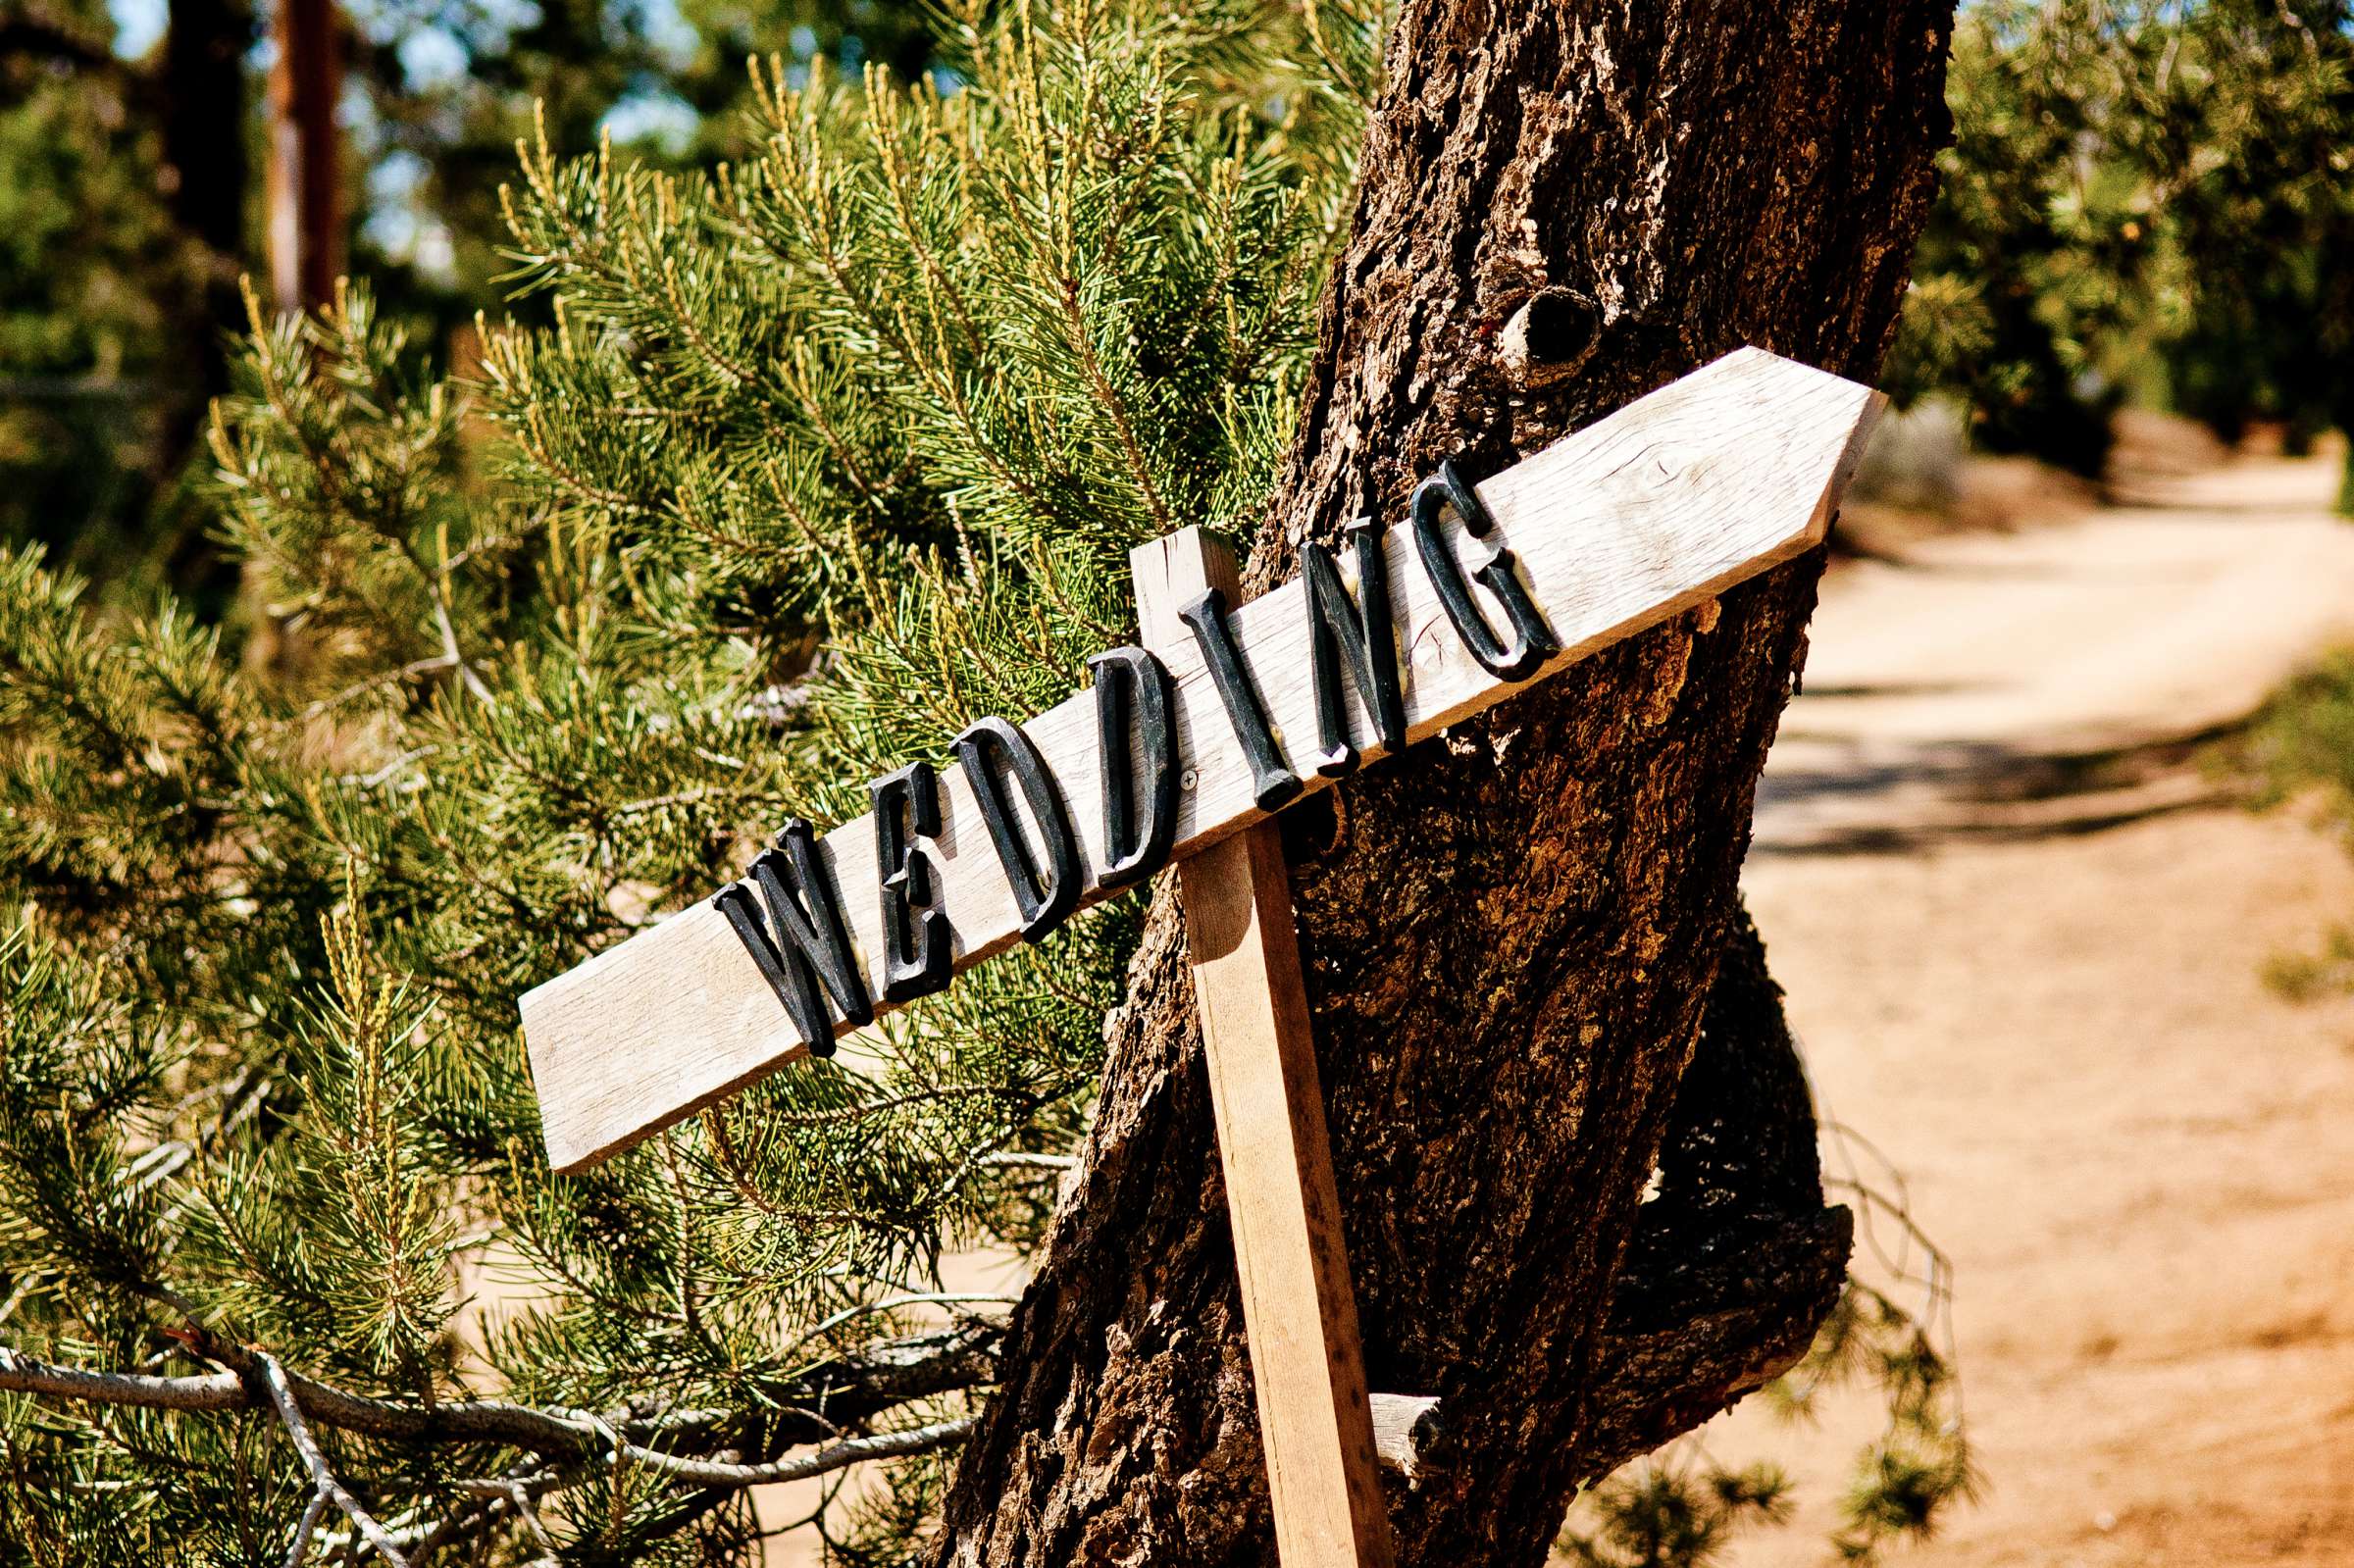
[266,0,343,311]
[164,0,255,402]
[931,4,1953,1565]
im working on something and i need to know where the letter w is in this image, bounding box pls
[713,820,874,1056]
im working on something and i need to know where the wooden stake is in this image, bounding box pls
[1132,528,1396,1568]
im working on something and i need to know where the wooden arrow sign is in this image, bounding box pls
[520,347,1881,1174]
[519,346,1878,1568]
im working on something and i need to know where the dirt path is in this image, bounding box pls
[1714,451,2354,1567]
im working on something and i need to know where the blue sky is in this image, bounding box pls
[104,0,705,150]
[107,0,167,56]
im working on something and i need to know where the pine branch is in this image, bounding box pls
[284,1492,332,1568]
[413,1466,558,1565]
[0,1321,998,1485]
[3,8,1372,1557]
[602,1415,978,1489]
[256,1349,412,1567]
[0,1346,245,1415]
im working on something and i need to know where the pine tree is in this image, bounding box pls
[0,0,1970,1564]
[1,2,1355,1558]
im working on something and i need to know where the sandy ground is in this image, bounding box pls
[1711,447,2354,1567]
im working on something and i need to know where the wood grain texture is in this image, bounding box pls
[1366,1396,1443,1484]
[1139,529,1394,1568]
[521,347,1881,1172]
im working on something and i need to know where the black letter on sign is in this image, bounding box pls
[1178,587,1302,813]
[1087,645,1178,889]
[1410,458,1561,682]
[1301,521,1407,778]
[871,761,952,1003]
[952,716,1081,941]
[713,820,874,1058]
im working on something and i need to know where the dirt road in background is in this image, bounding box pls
[1717,449,2354,1567]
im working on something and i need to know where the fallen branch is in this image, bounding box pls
[0,1318,997,1484]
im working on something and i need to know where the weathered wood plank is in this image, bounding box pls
[1366,1393,1443,1482]
[1140,529,1394,1568]
[521,346,1881,1172]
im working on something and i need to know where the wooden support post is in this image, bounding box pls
[1131,528,1395,1568]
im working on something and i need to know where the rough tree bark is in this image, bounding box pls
[931,4,1954,1565]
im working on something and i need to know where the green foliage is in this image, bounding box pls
[188,885,468,1393]
[1787,1283,1978,1562]
[0,0,218,587]
[2239,650,2354,813]
[1894,1,2354,482]
[0,2,1366,1558]
[2228,651,2354,998]
[1558,1458,1794,1568]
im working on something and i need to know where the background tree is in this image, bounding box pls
[0,0,937,606]
[2160,2,2354,506]
[0,0,1969,1564]
[1890,0,2354,489]
[0,0,250,590]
